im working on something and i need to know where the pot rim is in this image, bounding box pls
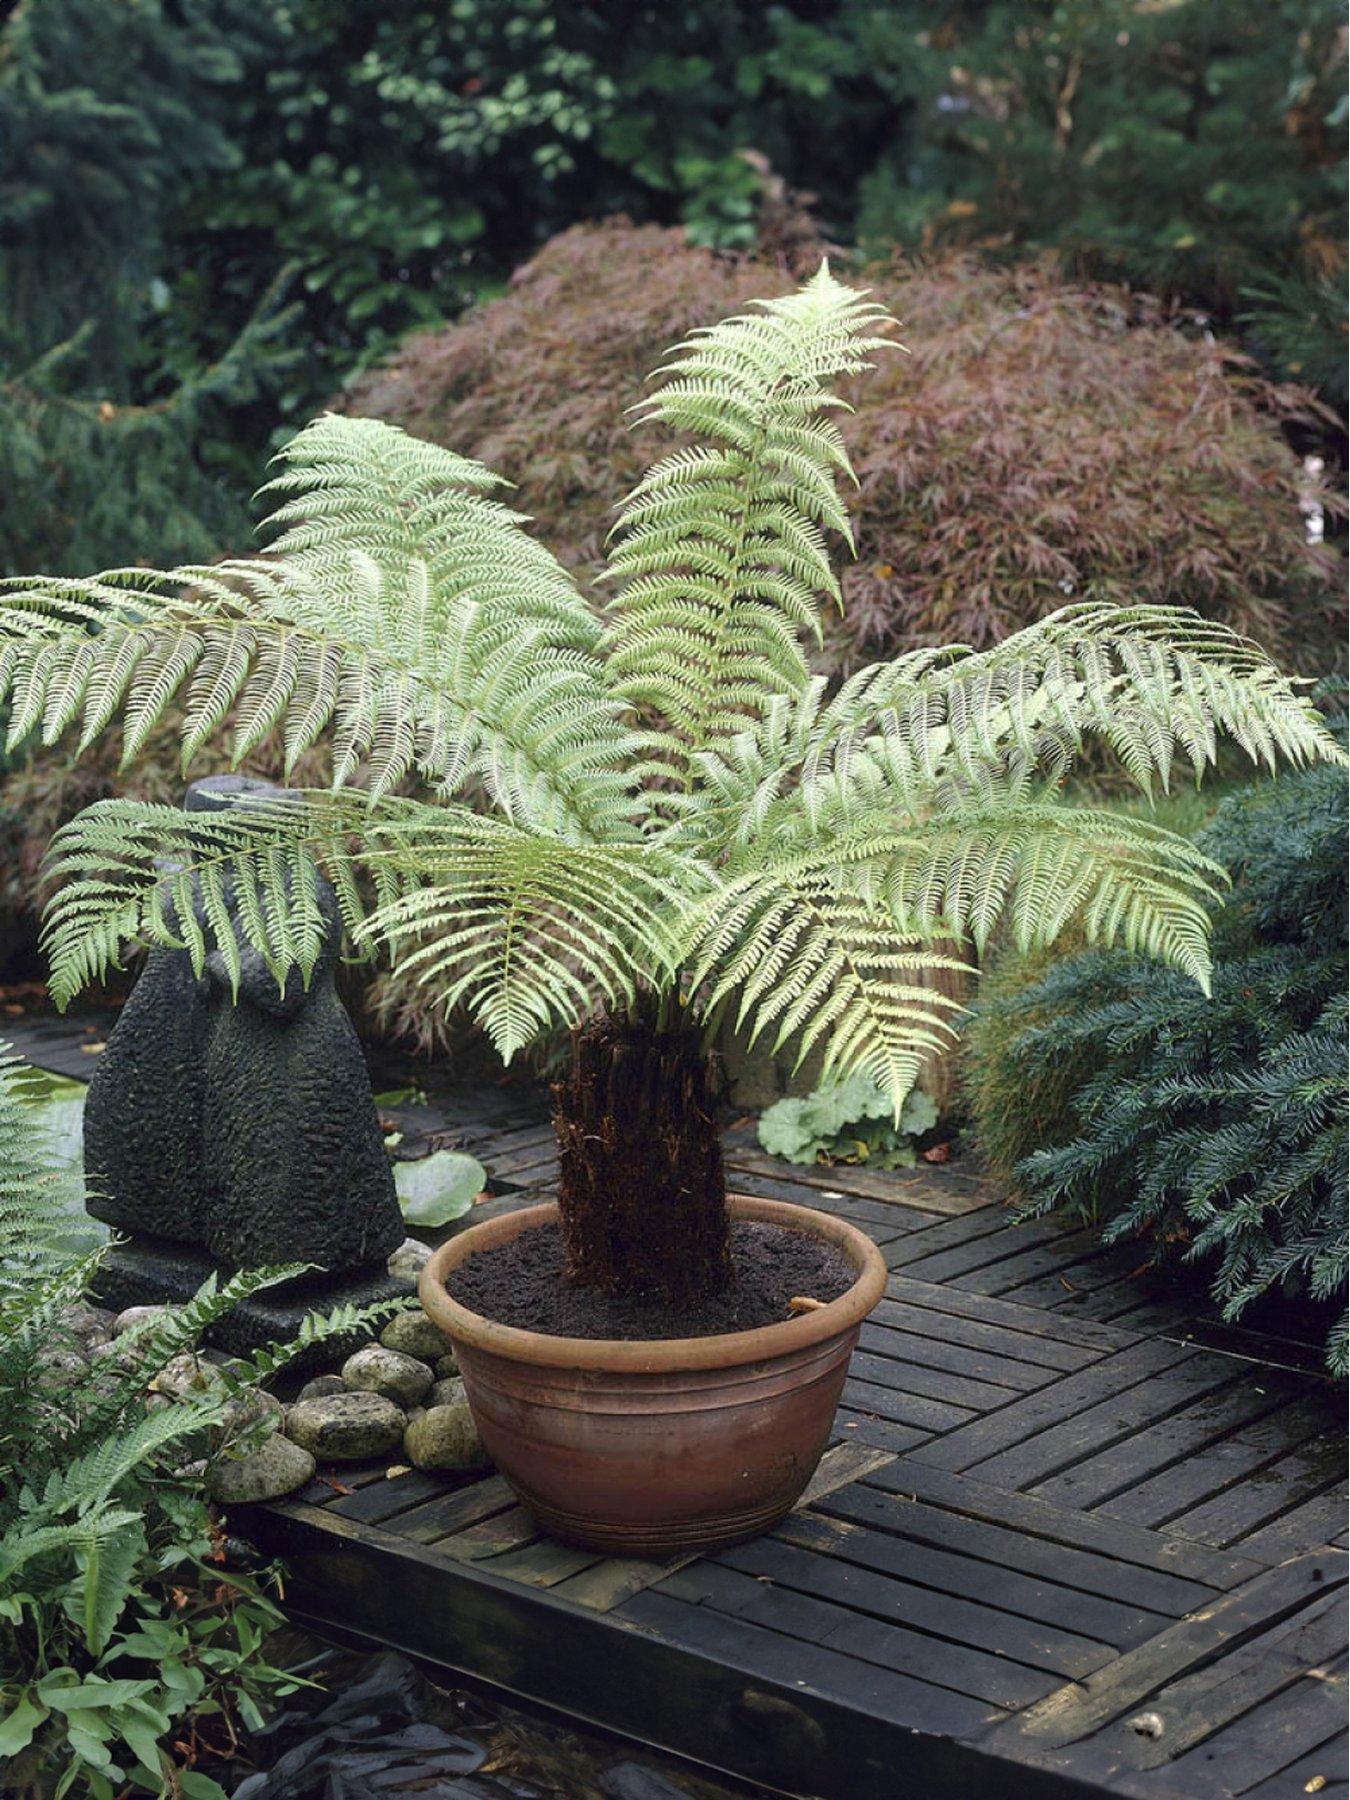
[418,1194,887,1373]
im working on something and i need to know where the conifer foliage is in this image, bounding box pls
[966,745,1348,1372]
[0,268,1342,1131]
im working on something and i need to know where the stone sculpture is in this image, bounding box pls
[84,775,409,1347]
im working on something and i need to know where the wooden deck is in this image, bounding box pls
[248,1117,1347,1800]
[8,1016,1345,1799]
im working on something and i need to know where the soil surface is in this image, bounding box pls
[448,1219,854,1340]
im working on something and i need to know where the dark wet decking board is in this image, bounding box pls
[6,1022,1344,1799]
[243,1123,1346,1800]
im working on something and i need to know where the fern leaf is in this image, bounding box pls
[603,263,895,777]
[0,419,638,839]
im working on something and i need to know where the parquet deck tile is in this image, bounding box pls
[245,1133,1344,1800]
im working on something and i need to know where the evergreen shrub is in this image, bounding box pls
[965,742,1349,1370]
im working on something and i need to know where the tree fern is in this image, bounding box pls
[0,268,1343,1118]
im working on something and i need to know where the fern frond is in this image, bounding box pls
[61,1266,307,1454]
[745,604,1346,839]
[38,1401,230,1518]
[0,1509,142,1583]
[356,825,697,1059]
[40,792,694,1058]
[690,880,970,1115]
[731,802,1224,987]
[0,418,637,838]
[222,1293,413,1390]
[603,264,895,776]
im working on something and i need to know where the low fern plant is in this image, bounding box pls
[965,755,1348,1371]
[0,1043,406,1797]
[0,265,1342,1302]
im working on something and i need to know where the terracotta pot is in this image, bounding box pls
[418,1195,887,1556]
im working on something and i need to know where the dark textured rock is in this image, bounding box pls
[197,883,401,1270]
[81,776,405,1350]
[90,1241,413,1368]
[83,939,209,1241]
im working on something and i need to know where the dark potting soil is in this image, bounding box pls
[447,1219,854,1341]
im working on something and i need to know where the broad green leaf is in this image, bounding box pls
[0,1692,48,1757]
[395,1150,486,1228]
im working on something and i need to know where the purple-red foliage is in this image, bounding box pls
[343,220,1343,670]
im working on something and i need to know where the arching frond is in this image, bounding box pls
[39,792,694,1060]
[0,418,637,839]
[603,264,895,777]
[689,879,969,1115]
[772,805,1221,983]
[683,603,1343,860]
[688,800,1229,1114]
[356,829,697,1059]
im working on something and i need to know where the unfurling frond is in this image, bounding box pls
[603,264,895,775]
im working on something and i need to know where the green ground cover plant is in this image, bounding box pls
[964,735,1348,1371]
[759,1076,938,1170]
[0,1043,407,1796]
[0,266,1340,1308]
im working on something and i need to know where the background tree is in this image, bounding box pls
[2,0,1343,586]
[0,0,297,573]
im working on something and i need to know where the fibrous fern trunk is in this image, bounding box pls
[553,1014,732,1306]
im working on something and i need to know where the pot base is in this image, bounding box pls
[520,1484,807,1556]
[420,1197,887,1557]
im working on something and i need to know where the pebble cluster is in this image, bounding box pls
[58,1237,492,1506]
